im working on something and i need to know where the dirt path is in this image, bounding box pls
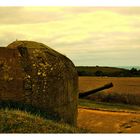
[78,108,140,133]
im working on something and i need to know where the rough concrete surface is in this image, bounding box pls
[0,41,78,126]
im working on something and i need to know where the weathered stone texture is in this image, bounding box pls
[0,41,78,126]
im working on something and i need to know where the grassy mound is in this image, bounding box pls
[0,108,85,133]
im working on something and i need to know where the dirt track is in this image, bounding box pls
[78,108,140,133]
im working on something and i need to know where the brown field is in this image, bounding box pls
[79,76,140,105]
[78,108,140,133]
[79,76,140,95]
[78,76,140,133]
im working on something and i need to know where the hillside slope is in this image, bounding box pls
[0,109,84,133]
[76,66,140,77]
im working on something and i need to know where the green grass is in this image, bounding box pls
[79,99,140,113]
[0,108,86,133]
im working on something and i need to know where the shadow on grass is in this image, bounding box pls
[0,100,61,122]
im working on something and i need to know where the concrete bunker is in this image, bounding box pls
[0,41,78,126]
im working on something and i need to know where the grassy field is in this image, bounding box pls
[79,99,140,112]
[0,108,86,133]
[79,76,140,105]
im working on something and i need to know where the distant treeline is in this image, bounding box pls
[76,66,140,77]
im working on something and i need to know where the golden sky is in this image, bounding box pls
[0,7,140,66]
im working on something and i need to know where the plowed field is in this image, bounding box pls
[79,77,140,95]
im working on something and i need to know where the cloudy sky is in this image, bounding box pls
[0,7,140,66]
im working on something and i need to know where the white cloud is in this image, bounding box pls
[0,7,140,66]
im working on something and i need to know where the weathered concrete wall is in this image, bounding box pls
[0,41,78,126]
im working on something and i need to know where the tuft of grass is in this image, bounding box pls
[0,108,86,133]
